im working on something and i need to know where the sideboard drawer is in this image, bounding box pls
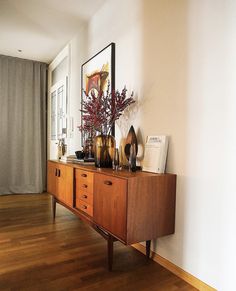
[94,173,127,241]
[75,169,94,193]
[77,199,93,217]
[76,190,93,205]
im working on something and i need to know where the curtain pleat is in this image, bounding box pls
[0,55,47,194]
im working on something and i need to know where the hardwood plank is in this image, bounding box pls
[0,193,196,290]
[132,243,216,291]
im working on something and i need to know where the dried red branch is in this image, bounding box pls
[80,83,135,136]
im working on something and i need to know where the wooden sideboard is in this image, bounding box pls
[47,160,176,270]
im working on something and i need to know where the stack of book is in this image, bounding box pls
[60,155,95,165]
[60,155,77,163]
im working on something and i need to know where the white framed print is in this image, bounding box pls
[142,136,169,173]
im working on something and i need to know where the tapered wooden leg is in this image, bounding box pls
[52,196,56,220]
[107,235,114,271]
[146,240,151,259]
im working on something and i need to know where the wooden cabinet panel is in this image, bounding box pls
[47,162,73,207]
[127,175,176,244]
[57,164,66,201]
[76,190,93,205]
[77,200,93,217]
[48,161,176,246]
[57,164,73,207]
[94,173,127,241]
[47,161,57,196]
[75,169,94,217]
[47,160,177,271]
[75,169,94,194]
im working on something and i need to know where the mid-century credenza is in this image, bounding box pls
[47,160,176,270]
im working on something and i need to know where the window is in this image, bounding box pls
[48,45,70,159]
[50,79,68,140]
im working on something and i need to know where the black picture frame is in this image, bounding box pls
[81,42,115,146]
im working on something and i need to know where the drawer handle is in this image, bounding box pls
[104,180,112,186]
[81,173,87,177]
[55,169,58,176]
[82,195,88,199]
[82,205,87,209]
[82,184,88,188]
[58,169,61,177]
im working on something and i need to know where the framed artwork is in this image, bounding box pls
[81,43,115,145]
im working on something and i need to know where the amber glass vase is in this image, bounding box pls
[94,134,115,168]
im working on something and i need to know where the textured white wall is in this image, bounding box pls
[86,0,236,290]
[57,0,236,289]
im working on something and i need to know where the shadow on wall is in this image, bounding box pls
[140,0,189,268]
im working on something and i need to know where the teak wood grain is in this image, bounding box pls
[75,168,94,193]
[0,194,196,291]
[93,173,127,241]
[47,161,57,195]
[48,163,74,208]
[127,174,176,244]
[47,160,177,270]
[57,164,73,207]
[76,199,93,217]
[75,169,94,217]
[76,189,93,205]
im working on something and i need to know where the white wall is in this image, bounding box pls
[88,0,143,144]
[68,24,88,154]
[54,0,236,290]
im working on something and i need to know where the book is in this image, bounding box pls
[72,159,95,165]
[60,155,76,163]
[142,135,169,173]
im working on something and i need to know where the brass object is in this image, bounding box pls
[124,126,138,161]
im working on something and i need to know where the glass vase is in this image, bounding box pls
[83,136,94,161]
[94,134,115,168]
[113,148,119,170]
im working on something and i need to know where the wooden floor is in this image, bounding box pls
[0,194,197,291]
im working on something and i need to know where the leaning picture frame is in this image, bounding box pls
[81,43,115,146]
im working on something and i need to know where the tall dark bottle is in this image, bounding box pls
[129,143,136,172]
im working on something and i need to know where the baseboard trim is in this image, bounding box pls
[132,243,216,291]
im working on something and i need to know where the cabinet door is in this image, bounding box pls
[57,164,73,207]
[94,173,127,241]
[47,161,57,196]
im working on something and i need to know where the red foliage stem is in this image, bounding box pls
[80,84,135,136]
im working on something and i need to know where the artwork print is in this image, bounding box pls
[81,43,115,144]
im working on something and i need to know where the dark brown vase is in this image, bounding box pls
[124,125,138,161]
[94,134,115,168]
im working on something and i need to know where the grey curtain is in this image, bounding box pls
[0,55,47,194]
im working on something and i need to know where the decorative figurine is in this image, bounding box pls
[124,125,138,161]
